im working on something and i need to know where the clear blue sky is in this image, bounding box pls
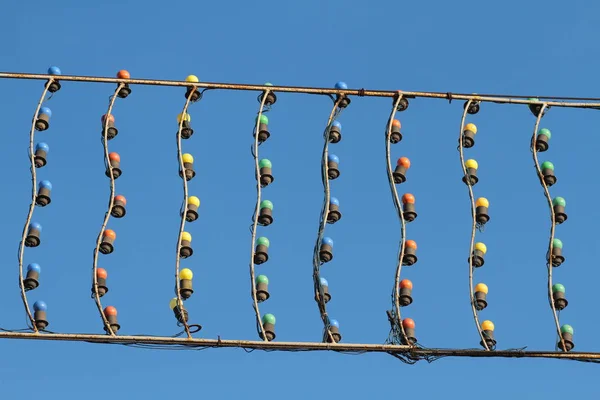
[1,1,599,398]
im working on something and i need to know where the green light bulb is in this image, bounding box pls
[256,275,269,285]
[265,82,273,86]
[552,283,565,293]
[263,313,276,325]
[256,237,270,248]
[552,197,566,207]
[538,128,552,140]
[259,159,272,169]
[553,238,563,249]
[560,324,573,335]
[541,161,554,171]
[260,200,273,210]
[255,114,269,125]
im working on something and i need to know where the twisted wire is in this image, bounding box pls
[249,90,271,341]
[530,104,566,351]
[92,84,125,336]
[313,96,343,343]
[458,99,489,350]
[174,88,197,339]
[17,79,54,332]
[384,93,410,346]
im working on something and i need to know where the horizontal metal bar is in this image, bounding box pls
[0,331,598,361]
[2,72,600,109]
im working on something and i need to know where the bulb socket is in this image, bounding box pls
[474,291,487,310]
[393,95,409,112]
[465,100,480,115]
[179,162,195,181]
[402,246,418,266]
[462,168,479,186]
[95,277,109,297]
[529,104,546,119]
[401,327,417,345]
[173,306,188,324]
[393,165,407,184]
[336,94,351,109]
[34,149,47,168]
[553,205,567,224]
[24,270,40,291]
[462,129,476,148]
[553,291,568,310]
[480,330,496,349]
[46,80,61,93]
[185,87,201,102]
[542,169,557,186]
[179,240,193,258]
[327,161,340,180]
[558,332,574,351]
[255,122,270,142]
[390,125,402,144]
[35,114,50,131]
[327,203,342,224]
[258,207,273,226]
[319,243,333,263]
[256,282,270,302]
[102,121,118,140]
[181,121,194,139]
[25,228,41,247]
[315,284,331,304]
[106,160,122,179]
[535,134,549,152]
[99,236,115,254]
[259,167,274,187]
[180,278,194,299]
[551,247,565,267]
[111,199,127,218]
[185,203,199,222]
[254,244,269,264]
[475,206,490,225]
[117,83,131,99]
[399,287,413,306]
[105,315,120,334]
[471,249,485,267]
[260,322,276,341]
[261,90,277,106]
[36,187,52,207]
[327,325,342,343]
[34,310,48,330]
[329,125,342,144]
[402,203,417,222]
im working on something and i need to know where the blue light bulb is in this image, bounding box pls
[27,263,41,273]
[319,277,328,286]
[334,82,348,90]
[330,197,339,206]
[39,180,52,190]
[48,66,62,75]
[33,301,47,311]
[332,121,342,129]
[29,222,42,232]
[328,154,339,164]
[39,107,52,117]
[35,142,49,153]
[322,237,334,247]
[330,319,340,328]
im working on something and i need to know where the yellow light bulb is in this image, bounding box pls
[182,153,194,164]
[188,196,200,207]
[169,297,179,310]
[180,268,194,280]
[177,113,191,123]
[481,320,495,331]
[465,159,478,170]
[181,232,192,242]
[474,242,487,254]
[465,123,477,134]
[475,283,488,294]
[476,197,489,208]
[186,75,199,83]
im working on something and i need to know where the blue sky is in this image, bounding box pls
[1,0,599,398]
